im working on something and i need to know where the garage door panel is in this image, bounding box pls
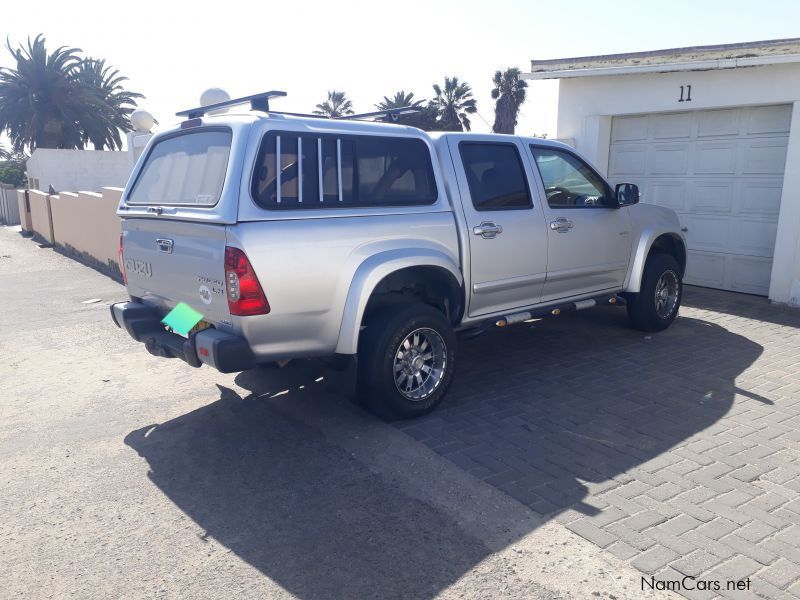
[684,215,730,252]
[609,145,647,175]
[728,256,772,295]
[611,116,649,142]
[609,106,788,296]
[689,181,734,214]
[684,251,725,288]
[698,108,740,137]
[746,105,792,135]
[742,139,789,174]
[647,180,686,211]
[732,219,779,257]
[738,180,783,217]
[651,144,689,174]
[694,142,738,174]
[653,112,692,139]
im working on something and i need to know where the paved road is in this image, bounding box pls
[0,227,674,600]
[394,277,800,599]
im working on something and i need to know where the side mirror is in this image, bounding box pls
[615,183,640,206]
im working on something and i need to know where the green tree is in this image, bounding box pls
[313,90,354,118]
[0,35,143,153]
[0,160,26,187]
[491,67,527,134]
[430,76,477,131]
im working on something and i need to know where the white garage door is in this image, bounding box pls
[608,105,791,295]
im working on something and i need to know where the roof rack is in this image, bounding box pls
[175,90,288,118]
[269,107,423,121]
[336,107,423,121]
[175,91,423,123]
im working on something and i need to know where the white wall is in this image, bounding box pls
[555,62,800,306]
[26,148,132,194]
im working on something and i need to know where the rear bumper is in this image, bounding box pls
[110,301,255,373]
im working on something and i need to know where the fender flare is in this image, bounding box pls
[624,227,687,293]
[335,248,463,355]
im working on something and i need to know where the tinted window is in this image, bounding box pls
[252,132,437,208]
[128,129,232,205]
[459,143,531,210]
[531,147,611,208]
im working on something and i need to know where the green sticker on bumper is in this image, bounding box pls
[162,302,203,336]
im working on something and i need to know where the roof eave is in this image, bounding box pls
[524,53,800,80]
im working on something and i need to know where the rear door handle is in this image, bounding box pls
[550,217,574,233]
[473,222,503,239]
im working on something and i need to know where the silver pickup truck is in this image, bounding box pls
[111,91,687,419]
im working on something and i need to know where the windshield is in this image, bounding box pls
[127,129,232,206]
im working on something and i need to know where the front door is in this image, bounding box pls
[527,144,633,302]
[448,137,548,317]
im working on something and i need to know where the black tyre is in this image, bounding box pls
[357,303,456,419]
[627,254,682,332]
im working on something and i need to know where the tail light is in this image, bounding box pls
[224,246,270,316]
[119,233,127,285]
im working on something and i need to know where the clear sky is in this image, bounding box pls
[2,0,799,145]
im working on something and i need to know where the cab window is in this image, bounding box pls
[530,147,612,208]
[459,142,532,211]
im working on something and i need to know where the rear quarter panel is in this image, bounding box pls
[227,212,460,360]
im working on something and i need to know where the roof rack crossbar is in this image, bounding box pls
[267,110,326,119]
[175,93,423,123]
[336,107,423,121]
[176,90,288,118]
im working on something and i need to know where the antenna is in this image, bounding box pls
[176,90,287,118]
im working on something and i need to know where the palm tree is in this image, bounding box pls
[0,144,9,160]
[375,91,424,111]
[74,59,143,150]
[313,90,354,118]
[0,35,143,153]
[491,67,527,134]
[374,90,438,129]
[430,77,477,132]
[0,35,86,152]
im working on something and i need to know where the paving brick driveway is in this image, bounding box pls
[395,287,800,599]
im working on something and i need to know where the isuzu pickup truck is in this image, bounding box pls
[111,91,687,418]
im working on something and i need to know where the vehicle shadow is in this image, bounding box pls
[400,306,766,515]
[125,364,492,600]
[125,306,763,599]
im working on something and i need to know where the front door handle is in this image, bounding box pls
[473,221,503,239]
[550,217,574,233]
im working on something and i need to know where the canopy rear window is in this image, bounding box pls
[127,129,232,206]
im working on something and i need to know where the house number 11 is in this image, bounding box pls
[678,85,692,102]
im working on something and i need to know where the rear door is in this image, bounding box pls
[120,126,239,324]
[447,136,548,317]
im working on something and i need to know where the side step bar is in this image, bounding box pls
[459,294,624,340]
